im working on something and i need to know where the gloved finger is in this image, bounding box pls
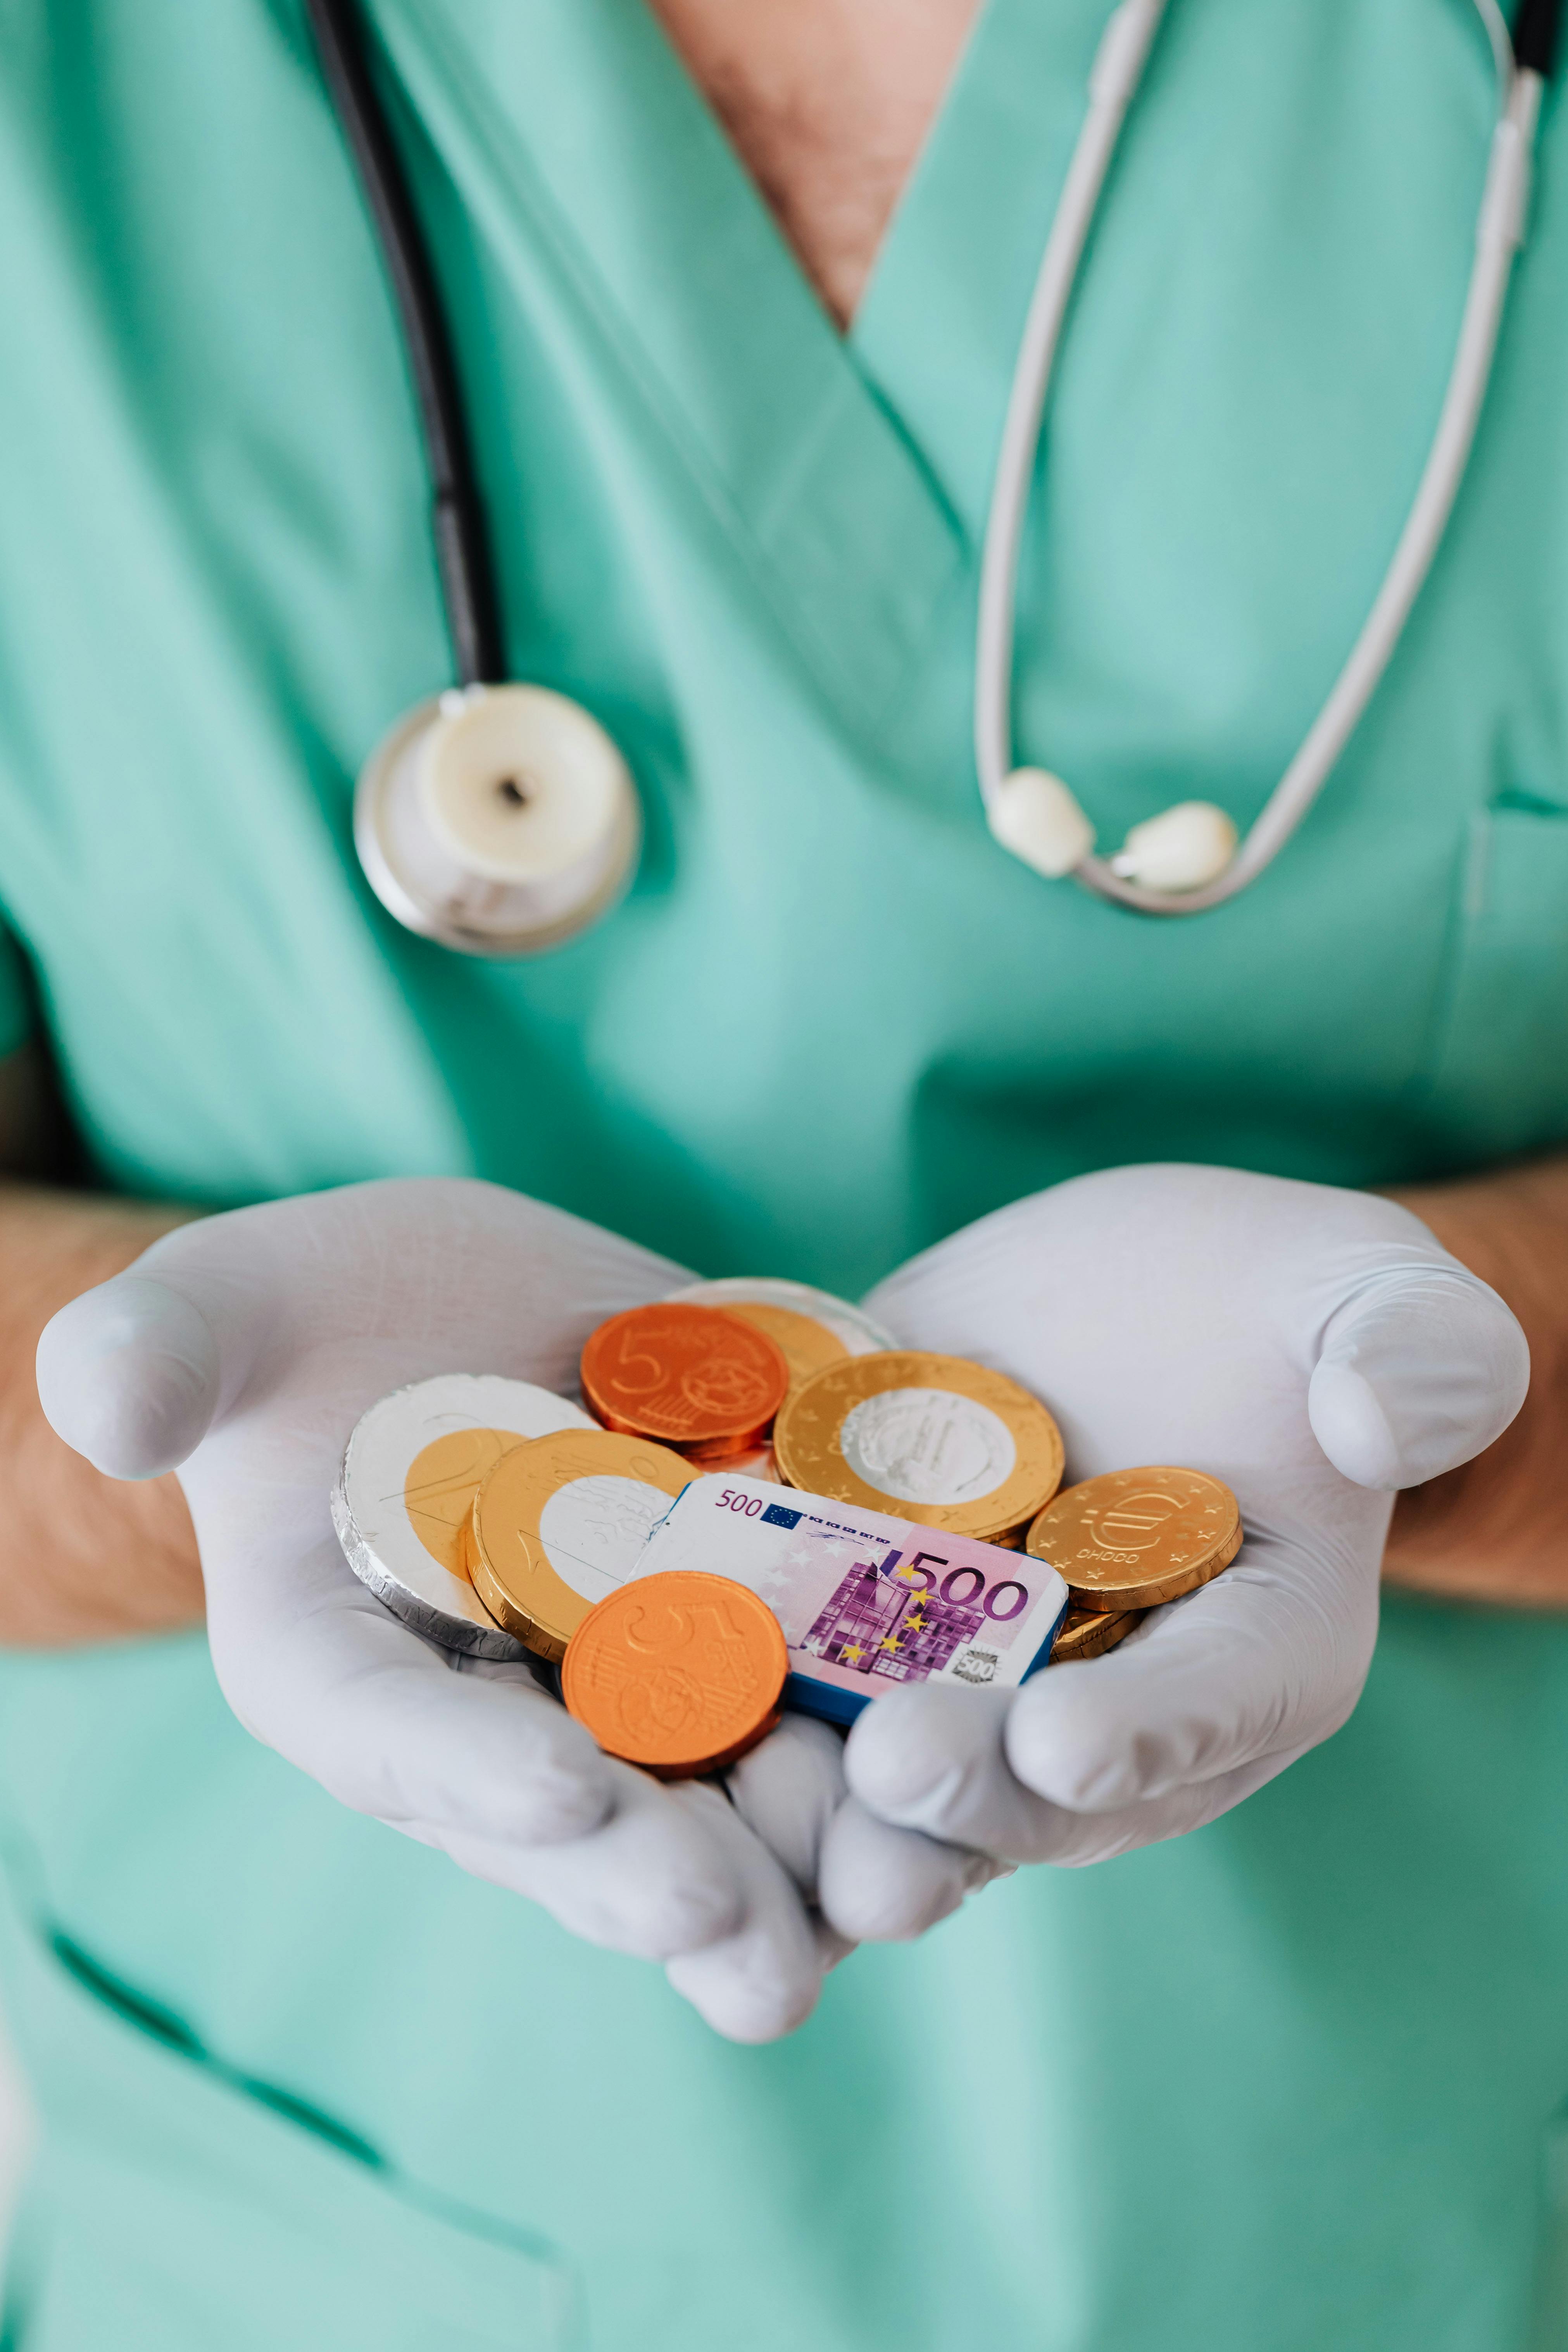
[662,1782,828,2043]
[726,1717,1003,1942]
[813,1918,859,1972]
[204,1535,618,1849]
[430,1759,748,1962]
[816,1796,1011,1942]
[725,1715,847,1894]
[37,1274,227,1479]
[999,1542,1379,1814]
[842,1675,1290,1864]
[1309,1257,1529,1488]
[845,1685,1083,1862]
[949,1736,1313,1869]
[849,1548,1374,1836]
[35,1179,699,1483]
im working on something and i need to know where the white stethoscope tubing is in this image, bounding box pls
[973,0,1169,820]
[975,0,1546,915]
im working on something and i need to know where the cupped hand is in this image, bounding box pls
[35,1177,831,2042]
[726,1713,1012,1945]
[835,1164,1527,1873]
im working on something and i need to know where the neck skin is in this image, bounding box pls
[645,0,984,326]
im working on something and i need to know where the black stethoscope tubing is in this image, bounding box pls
[306,0,1561,718]
[304,0,502,691]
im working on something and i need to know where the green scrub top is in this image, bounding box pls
[1,2,1566,2345]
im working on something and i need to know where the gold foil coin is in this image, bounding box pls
[1049,1606,1143,1664]
[469,1429,692,1661]
[1025,1467,1242,1612]
[404,1427,519,1580]
[331,1373,595,1660]
[711,1302,848,1388]
[667,1277,895,1369]
[773,1352,1064,1540]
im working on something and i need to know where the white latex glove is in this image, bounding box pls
[726,1714,1012,1943]
[35,1178,833,2043]
[833,1165,1527,1873]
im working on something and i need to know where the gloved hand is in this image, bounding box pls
[35,1177,833,2043]
[830,1165,1528,1874]
[726,1714,1013,1943]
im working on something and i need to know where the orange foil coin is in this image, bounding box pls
[562,1570,787,1779]
[580,1304,789,1454]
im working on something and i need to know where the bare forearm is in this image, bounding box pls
[0,1180,203,1642]
[1385,1154,1568,1607]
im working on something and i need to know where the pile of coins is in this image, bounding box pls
[333,1276,1242,1779]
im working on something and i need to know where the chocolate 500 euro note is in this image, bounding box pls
[632,1475,1069,1725]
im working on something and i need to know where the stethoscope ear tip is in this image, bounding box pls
[1108,801,1237,892]
[987,767,1097,879]
[987,771,1239,898]
[974,1,1537,920]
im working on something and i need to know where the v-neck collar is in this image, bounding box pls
[371,0,974,740]
[850,0,1115,537]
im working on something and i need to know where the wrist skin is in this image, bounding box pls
[1383,1156,1568,1609]
[0,1181,202,1644]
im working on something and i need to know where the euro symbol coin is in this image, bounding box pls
[1026,1467,1242,1612]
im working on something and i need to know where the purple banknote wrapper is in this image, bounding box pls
[632,1476,1071,1726]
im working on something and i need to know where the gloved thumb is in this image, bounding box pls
[38,1275,224,1479]
[1307,1258,1528,1491]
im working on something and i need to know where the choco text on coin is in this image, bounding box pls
[1026,1467,1242,1612]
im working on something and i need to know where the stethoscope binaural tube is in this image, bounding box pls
[312,0,1562,950]
[305,0,640,957]
[976,0,1563,915]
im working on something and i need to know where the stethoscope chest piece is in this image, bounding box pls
[354,684,641,956]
